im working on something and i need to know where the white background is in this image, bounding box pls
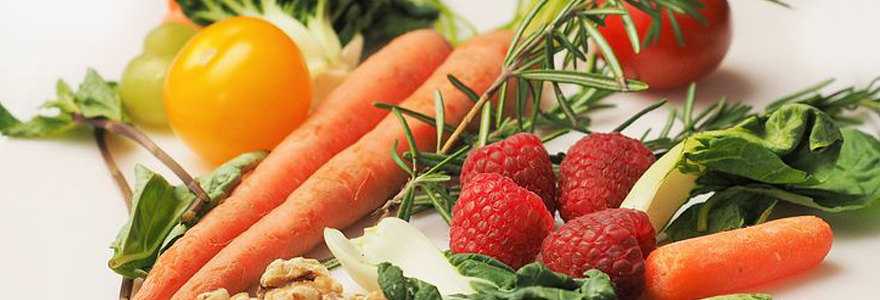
[1,0,880,298]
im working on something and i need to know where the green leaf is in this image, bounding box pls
[378,262,444,300]
[0,103,75,138]
[109,165,188,279]
[684,104,843,185]
[516,69,648,92]
[785,129,880,212]
[74,69,126,121]
[109,151,267,278]
[665,187,778,241]
[446,253,516,289]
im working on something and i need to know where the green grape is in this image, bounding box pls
[119,54,173,127]
[143,22,197,58]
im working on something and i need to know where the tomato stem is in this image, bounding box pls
[72,113,209,223]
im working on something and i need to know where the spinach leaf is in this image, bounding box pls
[699,294,773,300]
[683,104,842,185]
[446,252,515,289]
[785,129,880,211]
[378,257,618,300]
[378,262,443,300]
[0,69,124,138]
[665,187,778,242]
[109,151,267,278]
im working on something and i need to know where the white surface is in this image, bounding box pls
[1,0,879,298]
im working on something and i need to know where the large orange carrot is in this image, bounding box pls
[170,30,514,300]
[645,216,833,300]
[134,30,451,300]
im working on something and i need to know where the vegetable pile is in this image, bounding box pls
[2,0,880,300]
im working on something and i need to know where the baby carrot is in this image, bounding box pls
[645,216,833,300]
[133,30,451,300]
[169,30,514,300]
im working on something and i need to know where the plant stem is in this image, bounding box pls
[92,128,135,300]
[94,128,132,207]
[73,113,209,223]
[440,69,512,153]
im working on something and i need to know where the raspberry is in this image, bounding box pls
[450,173,555,269]
[460,133,557,213]
[539,208,656,300]
[557,132,655,221]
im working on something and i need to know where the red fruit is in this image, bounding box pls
[557,133,655,221]
[450,173,555,269]
[540,208,656,300]
[460,133,557,213]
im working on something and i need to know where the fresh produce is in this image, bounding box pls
[645,216,833,300]
[173,0,446,104]
[599,0,733,89]
[450,173,555,268]
[163,0,194,26]
[326,217,620,300]
[119,22,197,127]
[165,30,513,300]
[621,104,848,230]
[134,29,452,300]
[164,17,312,163]
[109,151,266,278]
[459,133,557,213]
[558,132,655,221]
[540,208,656,300]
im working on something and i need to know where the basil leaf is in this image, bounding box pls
[109,165,188,278]
[108,151,267,278]
[74,69,126,121]
[378,262,443,300]
[0,69,125,138]
[0,104,75,138]
[665,187,778,242]
[699,294,773,300]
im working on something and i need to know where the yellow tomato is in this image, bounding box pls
[165,16,311,163]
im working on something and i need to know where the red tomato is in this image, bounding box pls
[599,0,732,90]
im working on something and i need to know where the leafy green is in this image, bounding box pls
[666,127,880,240]
[73,69,126,121]
[378,262,443,300]
[682,104,842,185]
[665,187,778,241]
[0,69,124,138]
[109,151,267,278]
[174,0,439,54]
[379,254,618,300]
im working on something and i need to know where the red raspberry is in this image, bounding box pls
[539,208,656,300]
[460,133,557,213]
[450,173,555,269]
[558,132,655,221]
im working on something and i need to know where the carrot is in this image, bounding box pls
[163,0,195,26]
[133,30,452,300]
[169,30,514,300]
[645,216,833,300]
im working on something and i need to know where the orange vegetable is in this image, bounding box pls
[134,29,452,300]
[169,30,514,299]
[163,0,195,26]
[645,216,833,300]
